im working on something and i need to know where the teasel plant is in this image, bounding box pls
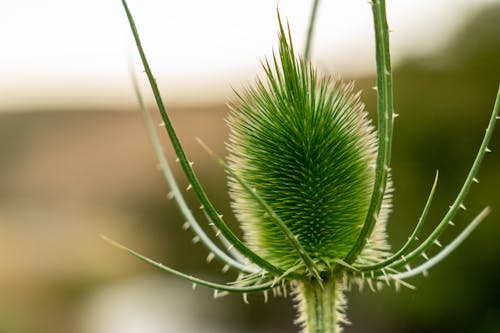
[103,0,500,332]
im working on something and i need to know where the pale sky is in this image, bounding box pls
[0,0,494,111]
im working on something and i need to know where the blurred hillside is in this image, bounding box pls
[0,4,499,333]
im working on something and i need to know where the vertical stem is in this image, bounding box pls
[342,0,394,266]
[296,278,344,333]
[304,0,321,61]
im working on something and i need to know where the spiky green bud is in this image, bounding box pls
[227,26,387,274]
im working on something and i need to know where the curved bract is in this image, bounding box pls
[108,0,500,332]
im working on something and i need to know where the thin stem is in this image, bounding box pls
[205,211,250,263]
[343,0,394,265]
[389,207,490,280]
[357,171,438,271]
[304,0,321,61]
[130,67,256,274]
[388,85,500,270]
[101,235,273,293]
[120,0,284,276]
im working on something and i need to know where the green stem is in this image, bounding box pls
[296,278,344,333]
[342,0,394,266]
[304,0,321,61]
[387,84,500,271]
[120,0,284,276]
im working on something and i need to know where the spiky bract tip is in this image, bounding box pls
[227,23,389,275]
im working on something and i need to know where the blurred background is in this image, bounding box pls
[0,1,499,332]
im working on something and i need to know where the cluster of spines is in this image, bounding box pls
[227,56,381,272]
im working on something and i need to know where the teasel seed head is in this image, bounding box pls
[227,24,390,276]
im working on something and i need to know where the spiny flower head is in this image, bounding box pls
[227,24,389,275]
